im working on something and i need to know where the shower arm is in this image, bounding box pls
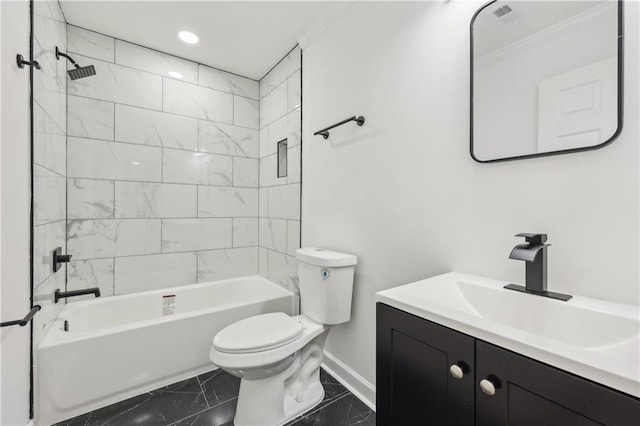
[55,46,80,68]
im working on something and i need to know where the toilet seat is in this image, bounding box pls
[214,312,304,354]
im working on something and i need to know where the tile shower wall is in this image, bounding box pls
[66,26,260,296]
[258,47,302,294]
[32,0,67,345]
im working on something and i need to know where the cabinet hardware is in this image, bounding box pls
[480,378,496,396]
[449,364,465,379]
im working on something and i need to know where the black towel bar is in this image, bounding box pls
[1,305,41,327]
[314,115,365,139]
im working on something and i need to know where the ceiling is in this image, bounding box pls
[60,1,341,80]
[473,1,609,57]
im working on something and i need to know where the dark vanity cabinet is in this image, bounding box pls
[376,303,640,426]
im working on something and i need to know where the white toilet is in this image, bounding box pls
[209,247,357,426]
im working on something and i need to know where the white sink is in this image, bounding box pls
[376,272,640,397]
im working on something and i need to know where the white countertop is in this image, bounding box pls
[376,272,640,398]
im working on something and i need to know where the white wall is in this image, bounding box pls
[1,0,33,424]
[302,0,639,393]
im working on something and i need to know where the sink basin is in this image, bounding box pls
[376,272,640,397]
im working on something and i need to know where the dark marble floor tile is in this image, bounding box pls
[197,369,241,407]
[170,398,237,426]
[54,377,208,426]
[318,369,349,408]
[290,393,376,426]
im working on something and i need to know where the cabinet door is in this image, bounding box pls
[476,341,640,426]
[377,303,475,426]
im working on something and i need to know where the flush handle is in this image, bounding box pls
[480,376,501,396]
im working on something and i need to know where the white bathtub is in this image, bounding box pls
[37,275,295,426]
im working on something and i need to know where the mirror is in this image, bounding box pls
[470,0,623,163]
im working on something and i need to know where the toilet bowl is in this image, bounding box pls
[210,313,328,425]
[209,247,357,426]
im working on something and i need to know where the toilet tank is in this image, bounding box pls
[296,247,357,325]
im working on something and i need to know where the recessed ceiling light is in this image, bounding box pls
[168,71,183,79]
[178,31,199,44]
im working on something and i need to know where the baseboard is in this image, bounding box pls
[321,351,376,411]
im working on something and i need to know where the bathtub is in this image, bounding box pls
[37,275,295,426]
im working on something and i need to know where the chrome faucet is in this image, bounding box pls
[504,233,572,301]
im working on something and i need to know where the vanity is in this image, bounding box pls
[375,273,640,425]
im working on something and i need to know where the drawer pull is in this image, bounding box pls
[449,364,464,379]
[480,379,496,396]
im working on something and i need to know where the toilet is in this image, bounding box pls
[209,247,357,426]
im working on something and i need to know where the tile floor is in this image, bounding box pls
[54,368,375,426]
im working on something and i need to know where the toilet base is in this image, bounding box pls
[233,333,328,426]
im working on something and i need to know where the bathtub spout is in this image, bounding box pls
[54,288,101,303]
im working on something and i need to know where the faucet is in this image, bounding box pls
[504,233,572,301]
[54,288,101,303]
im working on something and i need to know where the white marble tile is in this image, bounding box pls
[233,218,258,247]
[260,154,287,187]
[114,252,197,294]
[162,218,232,253]
[259,127,269,158]
[163,78,233,123]
[68,137,161,182]
[68,178,114,219]
[33,103,66,175]
[287,70,301,112]
[234,96,260,129]
[67,219,161,259]
[198,186,258,218]
[162,149,232,186]
[266,249,299,294]
[67,258,115,301]
[264,184,300,220]
[287,144,301,184]
[264,109,301,157]
[68,95,115,140]
[114,182,197,218]
[67,25,114,62]
[115,104,197,151]
[33,266,64,346]
[198,247,258,282]
[199,65,259,100]
[33,52,66,133]
[34,0,65,24]
[287,220,300,256]
[34,3,67,71]
[259,218,287,253]
[68,55,162,110]
[258,247,268,277]
[260,46,301,99]
[115,40,198,84]
[233,157,259,187]
[260,83,287,128]
[259,187,268,217]
[198,121,259,158]
[34,165,65,226]
[33,220,66,287]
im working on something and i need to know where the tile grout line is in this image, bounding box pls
[67,93,260,132]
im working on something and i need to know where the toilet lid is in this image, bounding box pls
[213,312,304,354]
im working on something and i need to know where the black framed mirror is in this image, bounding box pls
[470,0,624,163]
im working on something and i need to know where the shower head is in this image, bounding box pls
[55,46,96,80]
[67,65,96,80]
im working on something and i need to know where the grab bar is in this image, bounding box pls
[314,115,365,139]
[1,305,41,327]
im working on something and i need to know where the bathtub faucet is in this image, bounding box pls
[54,288,101,303]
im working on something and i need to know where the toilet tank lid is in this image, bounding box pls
[296,247,358,267]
